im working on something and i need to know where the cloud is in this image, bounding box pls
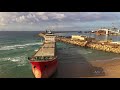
[0,12,66,25]
[47,12,65,20]
[0,12,119,26]
[63,12,119,22]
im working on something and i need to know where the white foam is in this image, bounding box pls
[0,55,28,66]
[34,49,38,52]
[17,63,25,66]
[111,57,120,60]
[94,57,120,62]
[77,50,92,55]
[0,42,43,50]
[18,47,24,49]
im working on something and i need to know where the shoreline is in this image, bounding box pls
[56,36,120,54]
[56,58,120,78]
[84,59,120,78]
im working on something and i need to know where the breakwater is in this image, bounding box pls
[39,32,120,54]
[56,36,120,54]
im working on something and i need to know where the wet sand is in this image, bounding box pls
[54,42,120,78]
[53,59,120,78]
[87,59,120,78]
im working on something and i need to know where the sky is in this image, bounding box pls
[0,12,120,31]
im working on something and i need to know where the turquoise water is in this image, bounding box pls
[0,31,120,78]
[0,31,43,78]
[57,42,120,62]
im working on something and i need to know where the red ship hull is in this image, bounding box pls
[30,58,58,78]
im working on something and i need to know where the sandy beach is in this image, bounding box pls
[87,59,120,78]
[53,59,120,78]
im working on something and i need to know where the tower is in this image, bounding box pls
[106,29,108,35]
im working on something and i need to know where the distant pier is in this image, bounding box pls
[56,35,120,54]
[39,32,120,54]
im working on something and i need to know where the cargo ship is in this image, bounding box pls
[28,31,58,78]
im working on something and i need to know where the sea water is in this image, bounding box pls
[0,31,120,78]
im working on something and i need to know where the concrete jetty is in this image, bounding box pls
[56,36,120,54]
[39,32,120,54]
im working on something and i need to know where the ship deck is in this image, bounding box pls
[34,42,55,57]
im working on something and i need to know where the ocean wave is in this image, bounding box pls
[94,57,120,62]
[77,50,92,55]
[0,55,28,66]
[34,49,38,52]
[0,42,43,50]
[81,51,92,55]
[111,57,120,60]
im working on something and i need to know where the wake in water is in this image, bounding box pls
[0,42,43,50]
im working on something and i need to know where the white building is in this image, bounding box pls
[98,28,109,35]
[71,35,87,40]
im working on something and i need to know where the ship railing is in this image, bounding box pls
[28,56,57,61]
